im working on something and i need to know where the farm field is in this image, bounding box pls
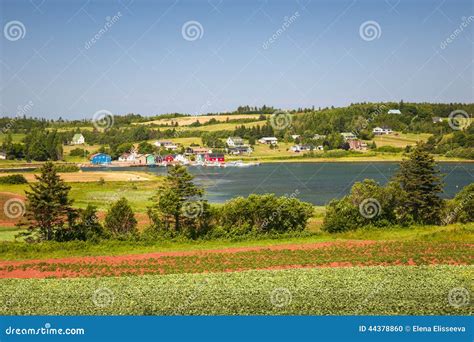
[1,265,471,315]
[138,114,266,126]
[371,132,432,148]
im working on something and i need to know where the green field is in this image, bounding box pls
[1,265,471,315]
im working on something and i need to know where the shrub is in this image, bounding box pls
[217,194,313,236]
[322,179,411,233]
[69,148,88,157]
[0,174,28,184]
[374,146,404,153]
[105,198,137,236]
[444,183,474,224]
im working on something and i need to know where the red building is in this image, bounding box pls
[164,155,175,163]
[205,153,225,163]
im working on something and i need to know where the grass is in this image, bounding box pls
[138,114,265,126]
[1,223,472,261]
[371,132,432,148]
[1,265,471,315]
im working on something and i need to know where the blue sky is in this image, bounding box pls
[0,0,472,119]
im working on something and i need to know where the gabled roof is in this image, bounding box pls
[72,133,84,141]
[388,109,401,114]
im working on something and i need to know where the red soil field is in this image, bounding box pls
[0,240,471,279]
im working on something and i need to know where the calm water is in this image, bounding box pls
[83,162,474,205]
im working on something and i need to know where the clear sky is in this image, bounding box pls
[0,0,472,119]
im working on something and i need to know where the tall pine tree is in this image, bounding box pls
[395,143,444,224]
[19,162,75,241]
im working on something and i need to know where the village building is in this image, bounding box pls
[432,117,443,123]
[154,141,178,150]
[71,133,85,145]
[228,146,253,155]
[348,140,367,151]
[341,132,357,141]
[0,152,6,160]
[186,147,212,155]
[372,126,393,135]
[226,137,244,147]
[290,145,312,152]
[205,153,225,163]
[387,109,402,115]
[135,154,147,164]
[90,153,111,165]
[118,152,137,162]
[313,134,326,140]
[291,134,300,140]
[163,155,175,163]
[146,154,157,165]
[258,137,278,145]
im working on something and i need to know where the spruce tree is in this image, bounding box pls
[395,143,444,224]
[104,197,137,236]
[19,162,75,241]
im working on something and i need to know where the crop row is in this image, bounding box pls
[0,265,472,315]
[0,241,471,278]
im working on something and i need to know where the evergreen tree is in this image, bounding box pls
[104,197,137,236]
[19,162,75,241]
[395,143,444,224]
[148,165,207,235]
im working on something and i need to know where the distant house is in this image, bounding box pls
[164,155,175,163]
[90,153,111,165]
[341,132,357,141]
[372,126,393,135]
[226,137,244,147]
[291,135,300,140]
[348,140,367,151]
[146,154,157,165]
[186,147,212,155]
[228,146,253,155]
[258,137,278,145]
[313,134,326,140]
[154,141,178,150]
[118,153,136,162]
[387,109,402,115]
[71,133,85,145]
[290,145,312,152]
[174,154,190,164]
[135,154,147,164]
[0,152,6,160]
[205,153,225,163]
[432,117,443,123]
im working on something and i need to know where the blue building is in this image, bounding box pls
[90,153,111,165]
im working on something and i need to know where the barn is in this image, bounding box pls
[205,153,225,163]
[90,153,111,165]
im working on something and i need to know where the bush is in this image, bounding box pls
[105,198,137,236]
[322,179,412,233]
[69,148,88,157]
[444,183,474,224]
[34,164,80,173]
[0,174,28,184]
[217,194,313,236]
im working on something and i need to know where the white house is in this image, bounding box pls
[387,109,402,115]
[174,154,190,165]
[313,134,326,140]
[291,134,300,140]
[154,141,178,150]
[258,137,278,145]
[226,136,244,147]
[290,145,312,152]
[118,152,137,162]
[432,117,443,123]
[0,152,6,160]
[372,126,393,135]
[341,132,357,141]
[71,133,85,145]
